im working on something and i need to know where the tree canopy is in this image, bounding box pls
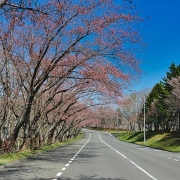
[0,0,144,152]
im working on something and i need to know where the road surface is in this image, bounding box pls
[0,129,180,180]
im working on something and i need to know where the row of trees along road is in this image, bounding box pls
[143,63,180,132]
[0,0,143,152]
[118,63,180,133]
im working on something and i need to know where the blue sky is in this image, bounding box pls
[129,0,180,91]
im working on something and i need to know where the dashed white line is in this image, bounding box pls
[98,133,158,180]
[164,156,179,162]
[56,172,62,176]
[52,133,91,179]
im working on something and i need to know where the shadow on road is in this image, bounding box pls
[60,174,126,180]
[0,142,92,179]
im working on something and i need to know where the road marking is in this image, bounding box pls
[168,157,172,159]
[174,159,179,161]
[52,133,91,179]
[177,156,180,158]
[98,133,158,180]
[56,172,62,176]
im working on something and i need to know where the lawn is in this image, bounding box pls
[88,127,180,152]
[114,131,180,152]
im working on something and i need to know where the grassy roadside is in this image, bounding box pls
[114,131,180,152]
[88,127,180,152]
[0,132,83,166]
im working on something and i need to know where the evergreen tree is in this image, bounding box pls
[145,63,180,131]
[163,63,180,92]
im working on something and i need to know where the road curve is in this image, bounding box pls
[0,129,180,180]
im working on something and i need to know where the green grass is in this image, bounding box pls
[89,127,180,152]
[0,132,83,166]
[114,131,180,152]
[87,127,126,134]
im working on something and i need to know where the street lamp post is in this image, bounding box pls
[143,96,146,144]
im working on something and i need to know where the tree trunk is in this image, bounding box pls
[6,96,33,150]
[20,138,30,151]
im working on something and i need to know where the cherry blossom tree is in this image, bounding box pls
[167,76,180,99]
[167,76,180,130]
[118,96,136,132]
[0,0,144,150]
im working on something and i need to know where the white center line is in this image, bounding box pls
[53,133,91,179]
[174,159,179,161]
[56,172,62,176]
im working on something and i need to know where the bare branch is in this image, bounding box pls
[0,0,7,8]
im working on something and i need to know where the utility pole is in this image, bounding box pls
[144,96,146,144]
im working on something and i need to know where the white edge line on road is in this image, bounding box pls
[98,133,158,180]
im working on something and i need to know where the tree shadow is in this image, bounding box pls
[158,131,180,147]
[60,174,126,180]
[0,164,54,180]
[0,140,104,179]
[125,132,142,141]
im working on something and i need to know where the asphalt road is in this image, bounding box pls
[0,129,180,180]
